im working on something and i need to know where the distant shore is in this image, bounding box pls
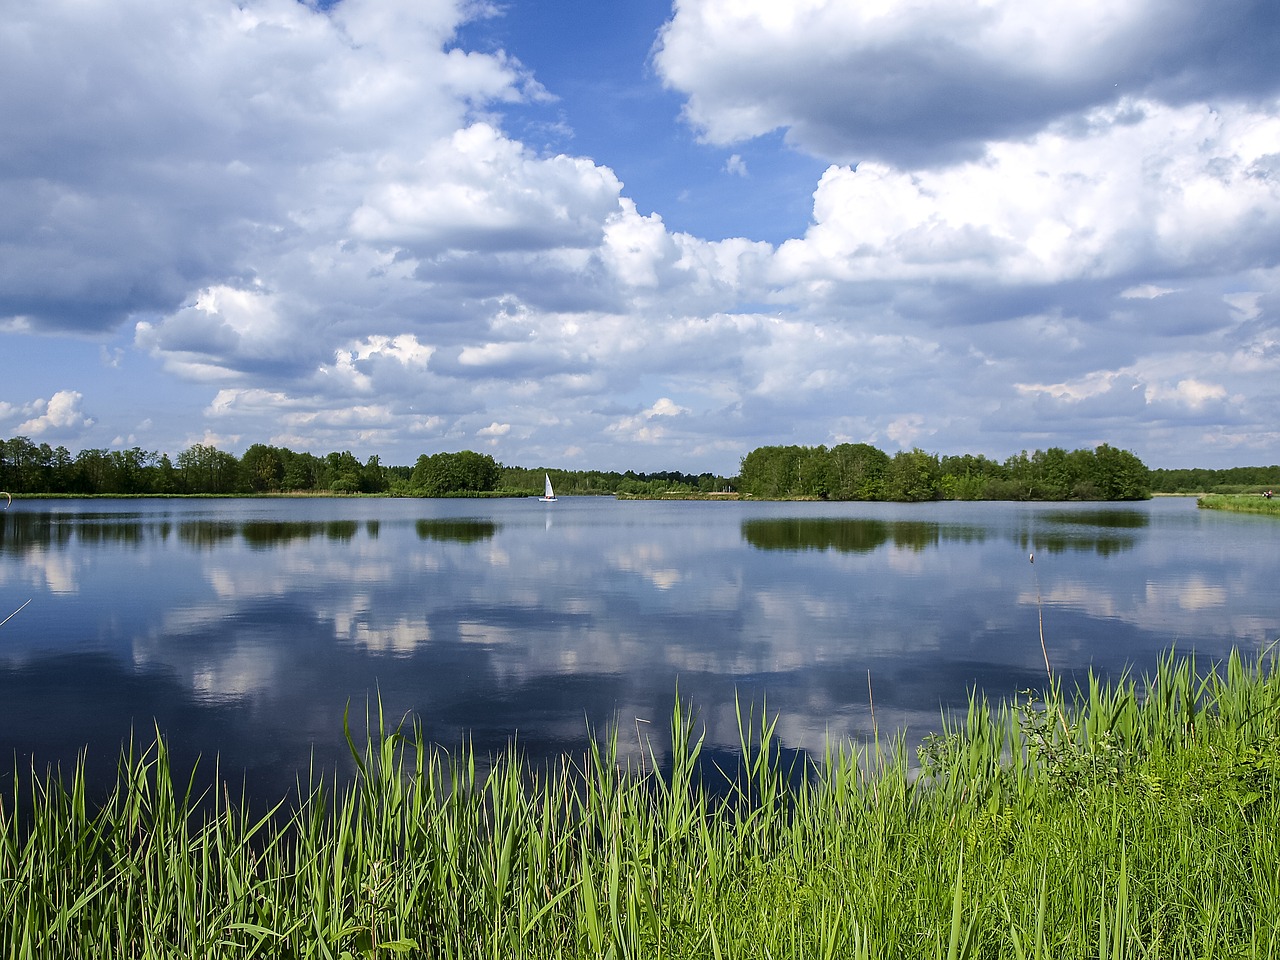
[1197,493,1280,516]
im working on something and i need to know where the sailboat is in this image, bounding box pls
[539,473,557,502]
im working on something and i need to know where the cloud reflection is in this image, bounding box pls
[1,498,1277,805]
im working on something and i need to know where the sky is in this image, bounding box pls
[2,0,1278,474]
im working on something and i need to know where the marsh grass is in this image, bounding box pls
[3,651,1280,958]
[1198,494,1280,517]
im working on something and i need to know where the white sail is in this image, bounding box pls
[541,474,556,501]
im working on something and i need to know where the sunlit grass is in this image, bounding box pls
[1198,493,1280,516]
[3,651,1280,958]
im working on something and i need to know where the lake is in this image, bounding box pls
[1,495,1276,799]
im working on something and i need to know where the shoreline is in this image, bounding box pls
[6,649,1278,957]
[1197,493,1280,516]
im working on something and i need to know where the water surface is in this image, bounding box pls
[1,496,1275,797]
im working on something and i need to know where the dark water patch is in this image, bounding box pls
[241,520,360,547]
[1043,509,1149,528]
[1,511,164,553]
[415,518,499,542]
[1015,529,1136,556]
[177,520,238,549]
[742,517,991,553]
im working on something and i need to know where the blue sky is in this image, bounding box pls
[2,0,1278,473]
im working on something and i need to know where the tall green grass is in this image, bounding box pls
[3,651,1280,958]
[1198,493,1280,517]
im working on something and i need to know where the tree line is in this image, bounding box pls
[1147,464,1280,494]
[737,443,1152,501]
[12,434,1264,501]
[0,438,398,496]
[0,436,735,497]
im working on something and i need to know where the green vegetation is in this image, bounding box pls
[1151,465,1280,494]
[4,652,1280,958]
[12,435,1279,503]
[0,437,397,496]
[499,467,732,498]
[1198,494,1280,517]
[737,443,1151,501]
[0,436,734,498]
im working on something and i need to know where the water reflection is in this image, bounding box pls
[241,520,360,547]
[1043,509,1149,528]
[177,520,237,549]
[2,512,384,553]
[1,511,147,553]
[743,514,1134,556]
[0,498,1276,805]
[415,519,499,543]
[742,517,955,552]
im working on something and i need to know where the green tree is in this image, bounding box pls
[177,443,240,493]
[829,443,890,500]
[154,453,179,494]
[0,436,39,493]
[795,446,833,498]
[409,451,501,496]
[110,447,156,494]
[360,454,389,494]
[1090,444,1150,500]
[72,448,115,494]
[49,445,74,493]
[886,449,940,502]
[326,451,364,493]
[739,445,808,498]
[1032,447,1074,499]
[281,450,321,491]
[241,444,286,493]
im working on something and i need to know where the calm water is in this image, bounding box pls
[1,496,1276,797]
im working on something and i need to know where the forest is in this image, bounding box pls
[736,442,1152,501]
[0,436,727,498]
[1147,463,1280,494]
[1,433,1271,501]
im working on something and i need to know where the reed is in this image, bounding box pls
[3,650,1279,958]
[1198,493,1280,516]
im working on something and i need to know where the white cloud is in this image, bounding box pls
[606,397,693,444]
[654,0,1280,166]
[886,415,929,448]
[602,200,681,288]
[350,123,622,252]
[771,100,1280,289]
[1158,379,1229,410]
[1224,291,1264,320]
[3,0,1278,471]
[13,390,94,438]
[646,398,689,418]
[1,0,532,334]
[1121,285,1179,300]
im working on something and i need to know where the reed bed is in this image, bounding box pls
[1198,493,1280,517]
[3,651,1279,959]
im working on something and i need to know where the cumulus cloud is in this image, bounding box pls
[350,123,623,253]
[7,390,95,438]
[654,0,1280,166]
[3,0,1279,470]
[0,0,532,334]
[771,100,1280,290]
[606,397,693,444]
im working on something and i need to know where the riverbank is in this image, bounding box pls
[615,490,741,500]
[4,650,1278,958]
[1198,493,1280,516]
